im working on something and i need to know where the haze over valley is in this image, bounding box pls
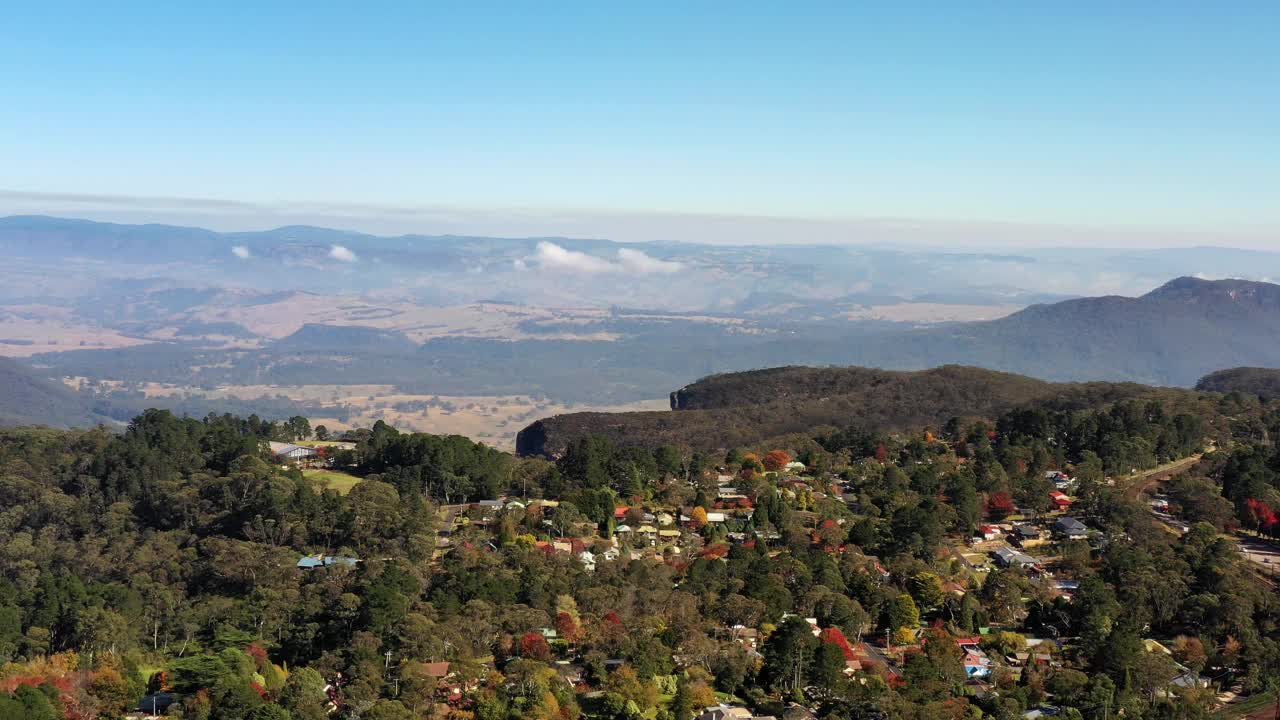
[0,215,1278,447]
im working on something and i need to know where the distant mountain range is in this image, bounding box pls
[5,214,1280,434]
[6,214,1280,311]
[517,277,1280,453]
[825,276,1280,387]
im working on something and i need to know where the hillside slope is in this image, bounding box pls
[0,357,106,427]
[518,365,1163,456]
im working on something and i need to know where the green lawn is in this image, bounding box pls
[303,468,363,495]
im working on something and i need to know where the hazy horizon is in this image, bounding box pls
[2,190,1277,252]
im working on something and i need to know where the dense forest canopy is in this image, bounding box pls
[1197,367,1280,402]
[0,377,1279,719]
[520,365,1222,457]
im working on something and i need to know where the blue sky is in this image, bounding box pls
[1,2,1277,247]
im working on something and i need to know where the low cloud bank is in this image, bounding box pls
[329,245,357,262]
[525,241,684,274]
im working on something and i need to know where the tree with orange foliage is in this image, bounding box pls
[690,506,709,530]
[763,450,792,472]
[89,667,134,718]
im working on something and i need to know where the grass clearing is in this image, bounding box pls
[1215,691,1276,719]
[303,468,363,495]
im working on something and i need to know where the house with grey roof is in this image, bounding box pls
[993,546,1037,569]
[1053,516,1090,540]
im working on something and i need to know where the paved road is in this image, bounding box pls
[1238,535,1280,577]
[1130,455,1280,580]
[435,504,467,553]
[1122,454,1204,501]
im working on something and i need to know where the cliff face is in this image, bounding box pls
[514,418,551,458]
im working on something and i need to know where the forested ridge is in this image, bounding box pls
[0,382,1279,719]
[1197,367,1280,401]
[520,365,1194,457]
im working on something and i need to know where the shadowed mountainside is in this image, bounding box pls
[517,365,1167,457]
[0,357,109,427]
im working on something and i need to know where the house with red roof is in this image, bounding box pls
[1048,491,1073,511]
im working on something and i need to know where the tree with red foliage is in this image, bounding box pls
[819,627,856,660]
[245,642,269,670]
[874,444,890,463]
[1246,498,1280,537]
[985,491,1017,521]
[519,632,551,661]
[763,450,792,472]
[555,612,581,645]
[603,610,623,626]
[701,543,730,560]
[814,519,844,550]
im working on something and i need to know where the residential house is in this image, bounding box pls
[1048,491,1073,511]
[555,662,586,688]
[138,693,179,715]
[978,525,1002,541]
[269,442,318,462]
[1012,525,1045,548]
[1053,517,1089,541]
[782,705,819,720]
[1170,669,1209,689]
[963,648,992,678]
[1046,470,1074,489]
[1008,652,1054,668]
[297,554,359,569]
[993,547,1037,569]
[699,705,777,720]
[730,625,760,649]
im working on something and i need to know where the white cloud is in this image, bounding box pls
[231,245,251,259]
[617,248,683,274]
[329,244,357,262]
[532,241,616,273]
[527,241,684,275]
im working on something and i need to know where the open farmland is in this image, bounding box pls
[70,380,669,449]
